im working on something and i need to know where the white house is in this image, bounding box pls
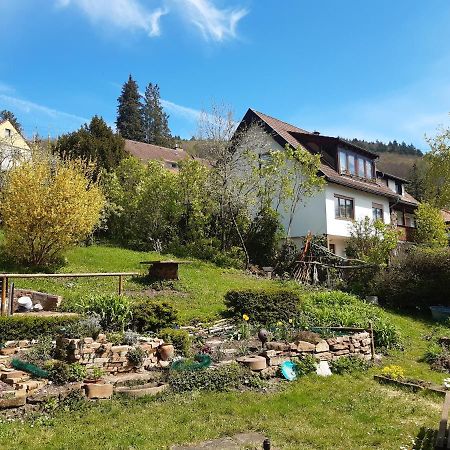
[235,109,419,257]
[0,119,31,171]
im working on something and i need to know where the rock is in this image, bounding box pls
[83,337,94,344]
[33,303,43,312]
[314,352,332,361]
[330,343,348,351]
[265,342,290,352]
[316,360,332,377]
[83,383,113,399]
[114,383,167,398]
[266,355,290,367]
[159,360,171,368]
[315,340,329,353]
[0,392,27,409]
[334,349,350,356]
[296,341,316,352]
[293,330,322,344]
[0,347,17,356]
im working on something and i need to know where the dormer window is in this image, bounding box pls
[338,148,374,179]
[395,181,403,195]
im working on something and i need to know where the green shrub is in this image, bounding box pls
[23,335,54,367]
[224,288,299,324]
[330,355,371,375]
[126,346,147,367]
[0,315,80,340]
[293,355,317,377]
[376,247,450,309]
[48,361,87,385]
[159,328,191,357]
[77,294,132,331]
[60,315,102,339]
[298,291,401,350]
[130,301,177,333]
[169,363,258,393]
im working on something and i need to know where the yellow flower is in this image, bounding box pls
[288,318,293,324]
[277,321,283,326]
[242,314,249,322]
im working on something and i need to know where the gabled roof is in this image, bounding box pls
[238,108,418,206]
[125,139,189,166]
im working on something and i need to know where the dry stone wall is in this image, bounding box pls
[56,334,167,373]
[262,331,373,366]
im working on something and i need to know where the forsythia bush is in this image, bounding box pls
[0,156,104,267]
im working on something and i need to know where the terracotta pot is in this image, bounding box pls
[159,344,175,361]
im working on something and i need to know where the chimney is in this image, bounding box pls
[313,131,320,135]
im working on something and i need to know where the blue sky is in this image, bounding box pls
[1,0,450,150]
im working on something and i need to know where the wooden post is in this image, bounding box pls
[118,275,123,296]
[1,276,7,316]
[369,321,375,360]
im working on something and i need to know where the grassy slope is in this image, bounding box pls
[377,153,421,179]
[0,243,275,323]
[0,242,447,449]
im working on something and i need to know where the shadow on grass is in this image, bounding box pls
[381,303,438,328]
[412,427,437,450]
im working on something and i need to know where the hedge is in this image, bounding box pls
[0,315,80,341]
[224,288,300,324]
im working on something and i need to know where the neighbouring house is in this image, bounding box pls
[235,108,419,257]
[124,139,191,172]
[442,209,450,238]
[0,119,31,171]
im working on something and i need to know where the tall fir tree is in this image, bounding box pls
[116,75,144,141]
[141,83,173,147]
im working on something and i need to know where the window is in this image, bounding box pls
[372,203,384,222]
[329,244,336,254]
[395,181,403,195]
[4,128,11,138]
[338,147,374,179]
[335,195,354,220]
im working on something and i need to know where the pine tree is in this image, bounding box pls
[116,75,144,141]
[53,116,125,174]
[0,110,23,134]
[141,82,173,147]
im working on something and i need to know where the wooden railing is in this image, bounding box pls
[0,272,139,316]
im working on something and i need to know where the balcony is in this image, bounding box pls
[397,225,416,242]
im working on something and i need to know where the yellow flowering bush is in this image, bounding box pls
[0,155,104,267]
[381,365,405,380]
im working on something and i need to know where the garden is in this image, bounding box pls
[0,141,449,449]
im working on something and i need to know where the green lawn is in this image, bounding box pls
[0,242,448,449]
[0,243,276,323]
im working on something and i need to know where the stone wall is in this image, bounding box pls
[13,289,62,312]
[56,335,167,373]
[262,331,373,367]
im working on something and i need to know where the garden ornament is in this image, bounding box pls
[280,361,297,381]
[258,328,269,349]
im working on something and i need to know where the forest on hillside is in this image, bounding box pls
[348,138,423,156]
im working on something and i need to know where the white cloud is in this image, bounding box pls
[0,93,89,137]
[55,0,247,41]
[175,0,248,41]
[57,0,168,37]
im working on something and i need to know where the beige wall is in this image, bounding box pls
[0,120,31,170]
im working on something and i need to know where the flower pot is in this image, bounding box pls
[159,344,174,361]
[83,382,113,399]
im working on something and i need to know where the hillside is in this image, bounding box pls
[376,152,422,180]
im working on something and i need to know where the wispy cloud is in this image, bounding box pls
[0,92,88,137]
[176,0,248,41]
[55,0,247,42]
[56,0,167,37]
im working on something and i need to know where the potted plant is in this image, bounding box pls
[83,366,105,384]
[126,346,148,371]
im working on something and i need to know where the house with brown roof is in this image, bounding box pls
[235,108,419,256]
[124,139,191,172]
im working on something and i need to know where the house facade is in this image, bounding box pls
[236,109,419,257]
[0,119,31,171]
